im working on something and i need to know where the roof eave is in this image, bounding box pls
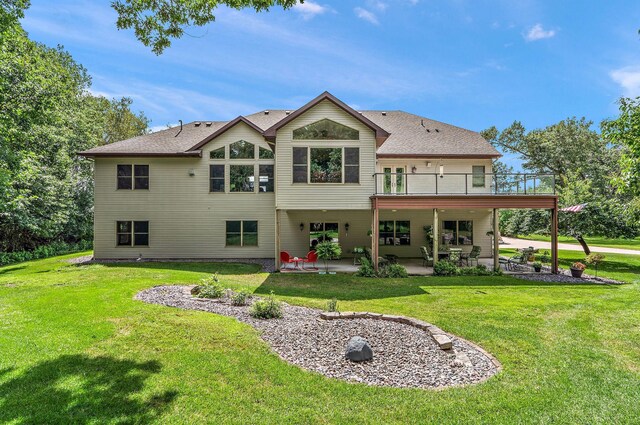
[77,151,203,158]
[376,153,502,159]
[188,116,266,151]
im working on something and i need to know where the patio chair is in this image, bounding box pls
[302,250,318,270]
[448,248,462,266]
[420,246,433,267]
[463,246,481,266]
[279,251,296,270]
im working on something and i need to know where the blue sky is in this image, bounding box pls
[20,0,640,168]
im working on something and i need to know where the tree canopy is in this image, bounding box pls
[484,119,639,238]
[112,0,300,54]
[0,10,149,251]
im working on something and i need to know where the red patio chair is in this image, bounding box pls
[302,250,318,270]
[280,251,296,270]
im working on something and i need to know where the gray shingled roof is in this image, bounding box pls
[79,109,499,158]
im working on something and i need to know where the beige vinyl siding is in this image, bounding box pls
[279,210,372,258]
[376,159,493,195]
[275,100,376,210]
[377,209,492,258]
[93,122,275,259]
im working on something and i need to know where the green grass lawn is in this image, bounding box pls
[2,252,640,424]
[500,248,640,284]
[517,234,640,251]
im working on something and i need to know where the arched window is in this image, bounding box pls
[293,119,359,140]
[229,140,255,159]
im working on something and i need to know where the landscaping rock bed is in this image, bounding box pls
[512,270,623,284]
[136,285,500,389]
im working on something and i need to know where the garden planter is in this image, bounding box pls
[570,268,584,278]
[534,266,541,272]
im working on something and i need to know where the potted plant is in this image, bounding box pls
[570,261,586,278]
[585,253,605,278]
[315,241,342,274]
[532,261,542,272]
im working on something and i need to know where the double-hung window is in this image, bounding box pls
[117,165,149,190]
[116,221,149,246]
[226,220,258,246]
[472,166,486,188]
[210,165,225,192]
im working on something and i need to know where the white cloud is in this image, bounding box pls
[354,7,379,25]
[610,67,640,96]
[293,1,328,19]
[524,23,556,41]
[367,0,388,12]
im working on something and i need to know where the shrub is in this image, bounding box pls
[230,289,250,306]
[195,273,225,299]
[0,240,93,267]
[355,257,377,277]
[585,253,605,265]
[250,291,283,319]
[538,250,551,264]
[384,263,409,278]
[433,260,460,276]
[459,265,502,276]
[315,241,342,272]
[326,297,339,312]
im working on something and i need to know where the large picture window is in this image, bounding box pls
[229,140,255,159]
[293,119,359,140]
[442,220,473,246]
[226,220,258,246]
[116,221,149,246]
[210,165,225,192]
[117,164,149,190]
[379,220,411,246]
[310,148,342,183]
[230,165,254,192]
[309,222,339,250]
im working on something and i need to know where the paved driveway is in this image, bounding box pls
[501,237,640,256]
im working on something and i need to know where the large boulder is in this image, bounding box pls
[345,336,373,362]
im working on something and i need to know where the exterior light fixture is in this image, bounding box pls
[426,161,432,167]
[411,165,417,173]
[299,223,304,232]
[344,223,350,234]
[188,169,196,176]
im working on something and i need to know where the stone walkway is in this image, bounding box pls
[501,237,640,256]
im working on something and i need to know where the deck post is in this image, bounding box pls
[493,208,500,272]
[551,200,559,274]
[432,208,439,265]
[372,201,379,272]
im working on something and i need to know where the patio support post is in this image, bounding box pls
[432,209,439,265]
[493,208,500,272]
[372,201,379,272]
[275,209,281,269]
[551,200,559,274]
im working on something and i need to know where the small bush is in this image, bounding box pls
[250,291,283,319]
[230,289,250,306]
[326,297,339,312]
[459,265,501,276]
[433,260,460,276]
[384,263,409,278]
[355,258,377,277]
[196,273,225,299]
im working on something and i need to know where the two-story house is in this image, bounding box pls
[79,92,559,273]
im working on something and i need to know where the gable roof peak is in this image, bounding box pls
[263,91,390,145]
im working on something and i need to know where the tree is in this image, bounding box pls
[601,96,640,195]
[112,0,300,54]
[0,12,149,251]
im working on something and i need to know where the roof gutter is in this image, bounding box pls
[77,151,203,158]
[376,153,502,159]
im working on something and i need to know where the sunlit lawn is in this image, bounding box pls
[1,252,640,423]
[517,234,640,251]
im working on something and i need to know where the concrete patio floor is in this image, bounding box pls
[279,258,541,275]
